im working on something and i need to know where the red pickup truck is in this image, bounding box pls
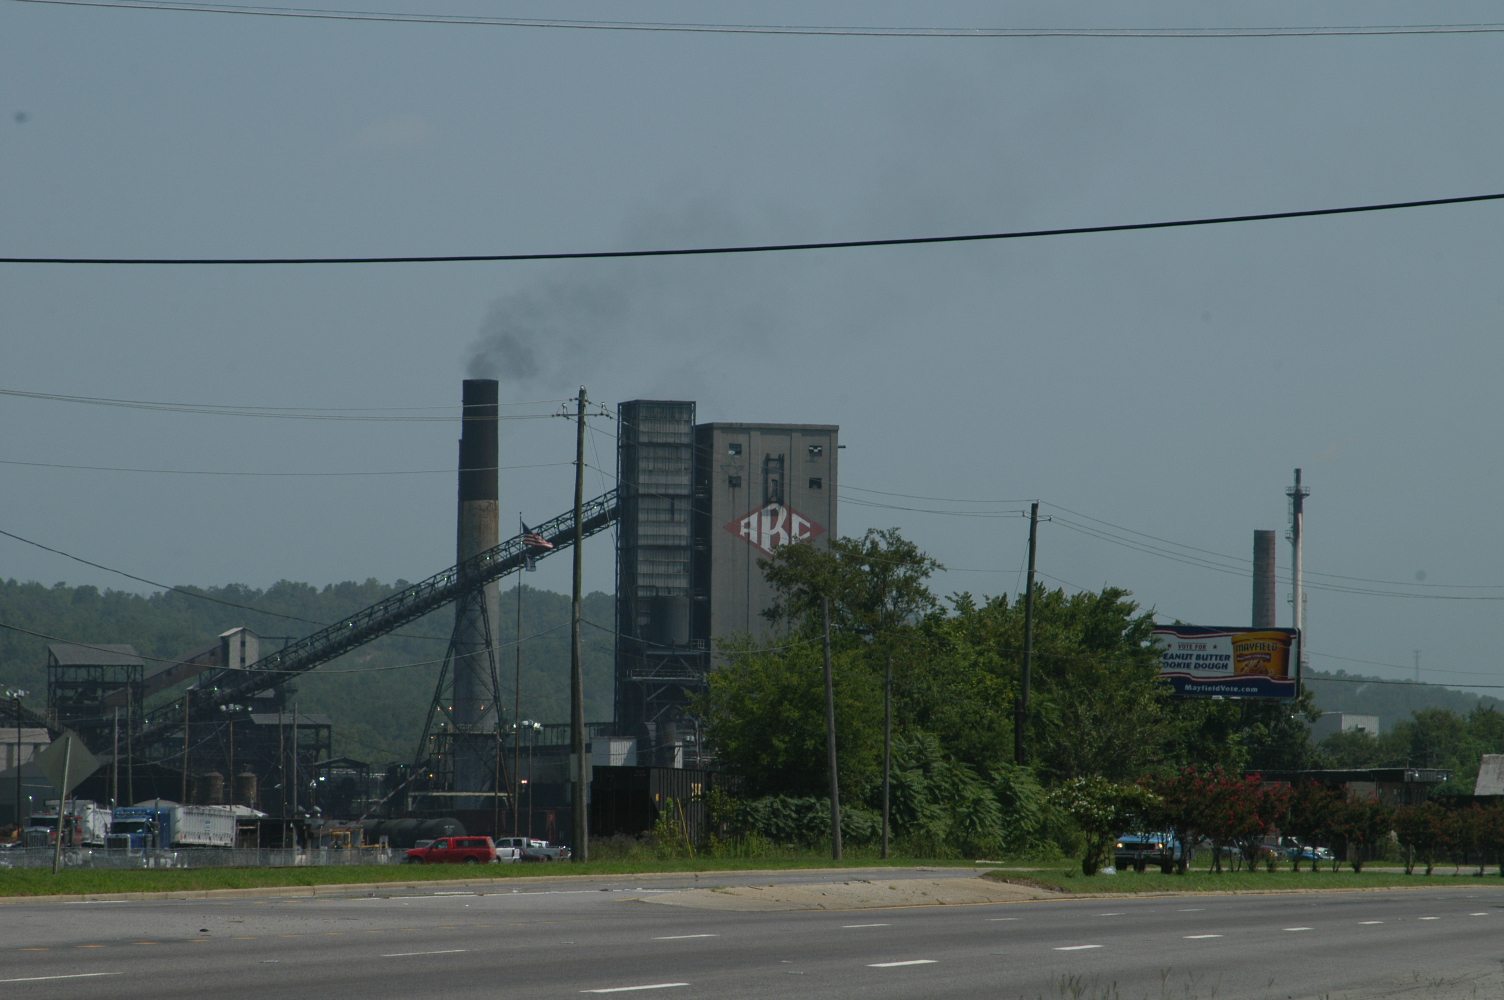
[404,835,501,864]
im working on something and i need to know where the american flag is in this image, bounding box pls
[521,521,554,550]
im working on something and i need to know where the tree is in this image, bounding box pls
[1285,781,1345,872]
[1327,794,1393,873]
[700,639,882,799]
[1048,776,1153,875]
[1024,587,1171,784]
[1393,801,1451,875]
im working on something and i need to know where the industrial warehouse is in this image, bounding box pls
[0,382,839,861]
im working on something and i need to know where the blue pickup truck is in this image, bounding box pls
[1114,831,1184,873]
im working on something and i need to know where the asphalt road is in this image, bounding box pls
[4,870,1504,999]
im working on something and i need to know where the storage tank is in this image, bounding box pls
[234,771,258,810]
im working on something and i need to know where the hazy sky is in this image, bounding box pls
[4,2,1503,694]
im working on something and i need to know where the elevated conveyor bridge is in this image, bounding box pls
[135,489,619,755]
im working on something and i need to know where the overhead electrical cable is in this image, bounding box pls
[0,457,575,477]
[5,192,1501,265]
[0,386,567,419]
[15,1,1504,38]
[0,525,458,638]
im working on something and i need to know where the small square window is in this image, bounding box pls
[809,477,823,489]
[728,474,742,487]
[807,444,823,457]
[728,443,742,456]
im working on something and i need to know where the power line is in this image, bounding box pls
[0,457,574,477]
[5,192,1501,265]
[16,1,1504,39]
[0,386,567,419]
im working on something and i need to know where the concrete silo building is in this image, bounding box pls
[614,401,838,763]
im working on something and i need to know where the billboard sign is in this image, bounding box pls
[1151,625,1300,700]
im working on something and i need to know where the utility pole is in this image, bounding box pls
[181,691,190,804]
[881,648,891,860]
[822,598,843,860]
[570,386,588,862]
[51,734,72,874]
[1015,501,1039,765]
[514,531,524,837]
[111,708,119,807]
[1286,469,1310,678]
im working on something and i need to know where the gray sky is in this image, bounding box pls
[3,1,1503,693]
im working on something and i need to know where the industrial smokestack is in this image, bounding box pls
[452,379,500,729]
[1252,529,1277,627]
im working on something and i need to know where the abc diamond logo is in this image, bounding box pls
[725,503,824,555]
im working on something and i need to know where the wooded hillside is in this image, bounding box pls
[0,577,614,763]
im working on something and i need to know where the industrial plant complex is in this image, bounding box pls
[0,381,839,851]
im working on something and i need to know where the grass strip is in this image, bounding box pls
[988,866,1504,894]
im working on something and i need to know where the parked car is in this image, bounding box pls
[495,836,571,861]
[404,835,500,864]
[1286,844,1334,863]
[1113,832,1183,873]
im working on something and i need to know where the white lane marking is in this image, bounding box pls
[1184,934,1223,940]
[1418,916,1440,921]
[0,973,124,984]
[1096,912,1124,917]
[63,900,129,905]
[382,949,469,958]
[1177,907,1205,912]
[842,923,891,929]
[868,960,937,968]
[1055,945,1103,951]
[652,934,718,940]
[1283,927,1313,932]
[988,917,1020,922]
[1359,921,1384,925]
[1471,912,1490,917]
[581,985,689,993]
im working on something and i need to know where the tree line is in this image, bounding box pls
[696,528,1502,864]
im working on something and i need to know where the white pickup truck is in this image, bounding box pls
[494,836,571,861]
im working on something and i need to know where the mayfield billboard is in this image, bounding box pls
[725,502,825,555]
[1151,625,1300,700]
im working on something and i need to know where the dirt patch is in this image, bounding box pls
[633,875,1062,912]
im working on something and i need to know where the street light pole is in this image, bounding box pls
[5,689,27,827]
[523,720,541,839]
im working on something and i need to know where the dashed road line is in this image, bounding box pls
[0,973,124,984]
[1470,912,1489,917]
[581,984,689,993]
[1418,916,1440,921]
[652,934,717,940]
[1359,921,1383,925]
[382,948,468,958]
[1283,927,1313,932]
[1184,934,1223,940]
[869,960,937,967]
[1055,944,1103,951]
[842,923,891,929]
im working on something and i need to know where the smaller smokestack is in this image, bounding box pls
[1252,529,1277,627]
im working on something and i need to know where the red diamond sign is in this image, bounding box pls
[725,503,825,556]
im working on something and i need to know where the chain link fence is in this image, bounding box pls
[0,845,401,870]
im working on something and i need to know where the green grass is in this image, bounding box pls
[987,864,1504,894]
[7,851,1503,900]
[0,853,960,899]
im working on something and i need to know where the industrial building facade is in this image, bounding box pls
[615,401,838,761]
